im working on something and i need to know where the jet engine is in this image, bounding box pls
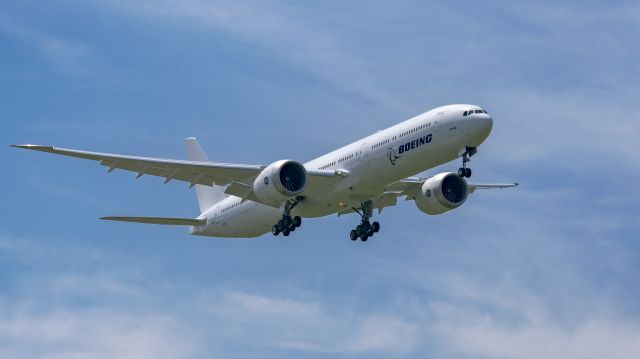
[253,160,307,205]
[415,172,469,215]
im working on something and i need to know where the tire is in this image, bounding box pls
[277,219,284,231]
[283,229,290,237]
[372,221,380,233]
[293,216,302,227]
[367,229,374,237]
[356,224,363,236]
[350,230,358,241]
[361,234,368,242]
[271,225,280,236]
[458,168,465,177]
[290,225,296,232]
[465,168,472,178]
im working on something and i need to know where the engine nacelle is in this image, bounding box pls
[415,172,469,215]
[253,160,307,205]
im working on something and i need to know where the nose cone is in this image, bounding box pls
[482,115,493,137]
[467,114,493,146]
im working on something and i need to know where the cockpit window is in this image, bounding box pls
[465,109,489,116]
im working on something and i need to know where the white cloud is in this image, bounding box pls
[97,0,413,112]
[2,227,639,358]
[0,309,201,359]
[429,278,640,359]
[199,290,420,354]
[440,318,640,359]
[343,315,419,353]
[0,19,95,76]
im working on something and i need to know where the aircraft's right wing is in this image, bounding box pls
[12,144,351,208]
[101,216,206,226]
[12,144,264,187]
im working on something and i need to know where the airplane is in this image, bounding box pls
[12,104,518,242]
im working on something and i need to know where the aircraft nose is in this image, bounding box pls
[466,113,493,146]
[483,114,493,134]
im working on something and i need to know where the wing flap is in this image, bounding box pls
[101,216,206,226]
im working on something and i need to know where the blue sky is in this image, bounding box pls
[1,0,639,358]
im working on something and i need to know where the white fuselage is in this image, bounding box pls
[192,104,493,237]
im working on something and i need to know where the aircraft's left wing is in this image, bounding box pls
[467,182,520,192]
[387,176,519,197]
[11,144,264,187]
[338,176,518,215]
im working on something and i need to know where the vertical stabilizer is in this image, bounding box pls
[184,137,226,213]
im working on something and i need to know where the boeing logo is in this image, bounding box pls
[398,134,432,154]
[387,147,401,165]
[387,133,433,165]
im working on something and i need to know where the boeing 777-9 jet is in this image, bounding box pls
[13,104,517,241]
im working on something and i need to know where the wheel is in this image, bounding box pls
[283,229,290,237]
[372,221,380,233]
[367,229,374,237]
[293,216,302,227]
[271,225,280,236]
[277,219,284,231]
[290,225,296,232]
[283,216,292,228]
[361,234,368,242]
[350,230,358,241]
[458,167,466,177]
[362,221,371,232]
[465,168,472,178]
[356,224,363,236]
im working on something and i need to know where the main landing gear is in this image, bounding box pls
[349,201,380,242]
[271,198,302,237]
[458,146,477,178]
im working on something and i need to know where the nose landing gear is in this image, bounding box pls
[458,146,477,178]
[349,200,380,242]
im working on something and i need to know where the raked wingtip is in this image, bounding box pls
[10,144,55,151]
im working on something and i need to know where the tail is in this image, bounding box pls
[185,137,226,213]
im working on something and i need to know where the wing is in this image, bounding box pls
[467,182,520,193]
[12,144,348,206]
[339,176,519,215]
[12,144,265,187]
[387,176,519,196]
[101,216,206,226]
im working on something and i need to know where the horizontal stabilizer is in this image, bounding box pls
[100,216,206,226]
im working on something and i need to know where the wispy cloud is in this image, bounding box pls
[428,276,640,359]
[0,18,96,76]
[198,290,419,354]
[0,309,202,359]
[27,176,109,208]
[96,0,414,112]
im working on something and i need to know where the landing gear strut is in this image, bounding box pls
[458,146,477,178]
[349,200,380,242]
[271,197,303,237]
